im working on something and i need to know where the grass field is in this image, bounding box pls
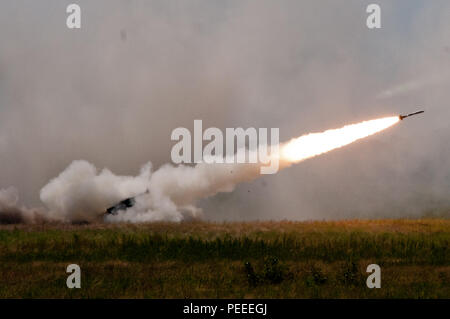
[0,219,449,298]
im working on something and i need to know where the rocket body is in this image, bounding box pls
[399,110,424,120]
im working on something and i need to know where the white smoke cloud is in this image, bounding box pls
[36,154,262,223]
[38,160,152,222]
[1,150,266,223]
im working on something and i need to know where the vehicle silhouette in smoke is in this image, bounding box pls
[106,197,136,215]
[399,110,424,120]
[106,190,149,215]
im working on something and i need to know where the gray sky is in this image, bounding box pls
[0,0,449,220]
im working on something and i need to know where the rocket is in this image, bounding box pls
[399,110,424,120]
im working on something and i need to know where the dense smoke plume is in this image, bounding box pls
[37,158,261,222]
[1,1,449,222]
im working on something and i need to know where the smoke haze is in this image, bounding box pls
[0,0,449,222]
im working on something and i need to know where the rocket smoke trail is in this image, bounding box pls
[0,116,400,223]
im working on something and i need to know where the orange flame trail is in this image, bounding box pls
[280,116,400,163]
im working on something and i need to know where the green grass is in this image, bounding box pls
[0,219,449,298]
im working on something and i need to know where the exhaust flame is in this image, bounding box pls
[280,116,400,163]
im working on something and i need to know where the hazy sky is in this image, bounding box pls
[0,0,449,220]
